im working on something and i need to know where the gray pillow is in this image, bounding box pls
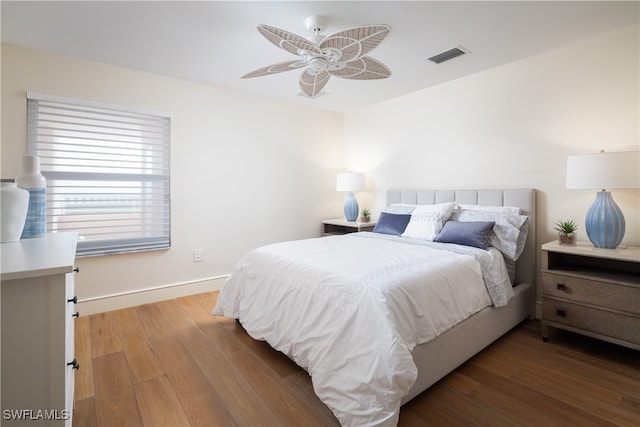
[434,220,495,249]
[452,209,529,261]
[373,212,412,235]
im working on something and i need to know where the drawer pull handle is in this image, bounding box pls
[556,309,566,317]
[67,296,77,304]
[72,312,80,318]
[73,267,80,273]
[556,283,566,291]
[67,358,80,370]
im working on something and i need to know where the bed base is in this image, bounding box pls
[402,282,532,404]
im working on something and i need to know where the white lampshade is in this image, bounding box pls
[567,151,639,190]
[566,150,639,249]
[336,172,365,192]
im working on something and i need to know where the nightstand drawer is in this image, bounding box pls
[542,272,639,314]
[542,298,640,345]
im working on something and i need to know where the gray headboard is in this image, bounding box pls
[387,189,536,287]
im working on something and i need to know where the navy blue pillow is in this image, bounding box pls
[434,221,495,249]
[373,212,412,235]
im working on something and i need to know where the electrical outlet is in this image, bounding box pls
[193,249,202,262]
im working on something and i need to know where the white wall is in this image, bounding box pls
[2,25,638,315]
[343,25,640,314]
[1,44,344,314]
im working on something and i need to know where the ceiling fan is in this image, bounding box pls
[242,15,392,98]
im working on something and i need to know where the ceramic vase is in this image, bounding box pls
[1,179,29,242]
[16,156,47,239]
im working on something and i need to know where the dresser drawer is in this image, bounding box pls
[542,272,639,314]
[542,297,640,345]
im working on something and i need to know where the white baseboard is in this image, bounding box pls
[76,275,229,316]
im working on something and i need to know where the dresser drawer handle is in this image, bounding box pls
[556,283,566,291]
[67,358,80,370]
[73,267,80,273]
[72,312,80,318]
[67,295,77,304]
[556,309,566,317]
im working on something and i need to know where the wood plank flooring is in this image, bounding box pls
[73,291,639,426]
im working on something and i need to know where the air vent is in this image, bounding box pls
[427,46,468,64]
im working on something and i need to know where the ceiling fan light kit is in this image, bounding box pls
[242,15,392,98]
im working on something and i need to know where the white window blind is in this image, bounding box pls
[27,92,171,256]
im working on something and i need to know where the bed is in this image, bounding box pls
[213,188,536,426]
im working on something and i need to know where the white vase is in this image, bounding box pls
[1,180,30,243]
[16,156,47,239]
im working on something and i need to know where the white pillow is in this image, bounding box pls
[456,203,521,215]
[384,203,418,214]
[401,203,455,241]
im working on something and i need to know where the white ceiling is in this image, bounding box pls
[2,1,638,113]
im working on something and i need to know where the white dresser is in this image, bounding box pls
[1,233,78,426]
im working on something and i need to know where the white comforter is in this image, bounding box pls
[213,233,512,426]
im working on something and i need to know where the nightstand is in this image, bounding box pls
[541,240,640,350]
[322,218,376,236]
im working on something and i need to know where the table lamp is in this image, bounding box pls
[336,172,365,222]
[566,150,639,248]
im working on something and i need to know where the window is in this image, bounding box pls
[27,92,171,256]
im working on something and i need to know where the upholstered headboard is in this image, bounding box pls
[387,189,536,288]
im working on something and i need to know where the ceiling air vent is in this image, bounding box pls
[427,46,468,64]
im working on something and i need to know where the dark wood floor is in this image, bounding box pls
[73,291,639,426]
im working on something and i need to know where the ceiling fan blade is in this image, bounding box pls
[329,56,391,80]
[320,25,391,63]
[299,70,331,98]
[241,60,306,79]
[257,24,322,57]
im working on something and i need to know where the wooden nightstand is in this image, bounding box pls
[541,240,640,350]
[322,218,376,236]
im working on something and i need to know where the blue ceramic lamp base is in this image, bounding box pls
[585,191,625,249]
[343,192,359,222]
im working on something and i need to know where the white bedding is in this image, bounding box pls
[213,232,513,426]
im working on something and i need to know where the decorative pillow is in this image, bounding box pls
[452,209,528,261]
[434,221,495,249]
[384,203,418,215]
[373,212,412,235]
[401,203,455,241]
